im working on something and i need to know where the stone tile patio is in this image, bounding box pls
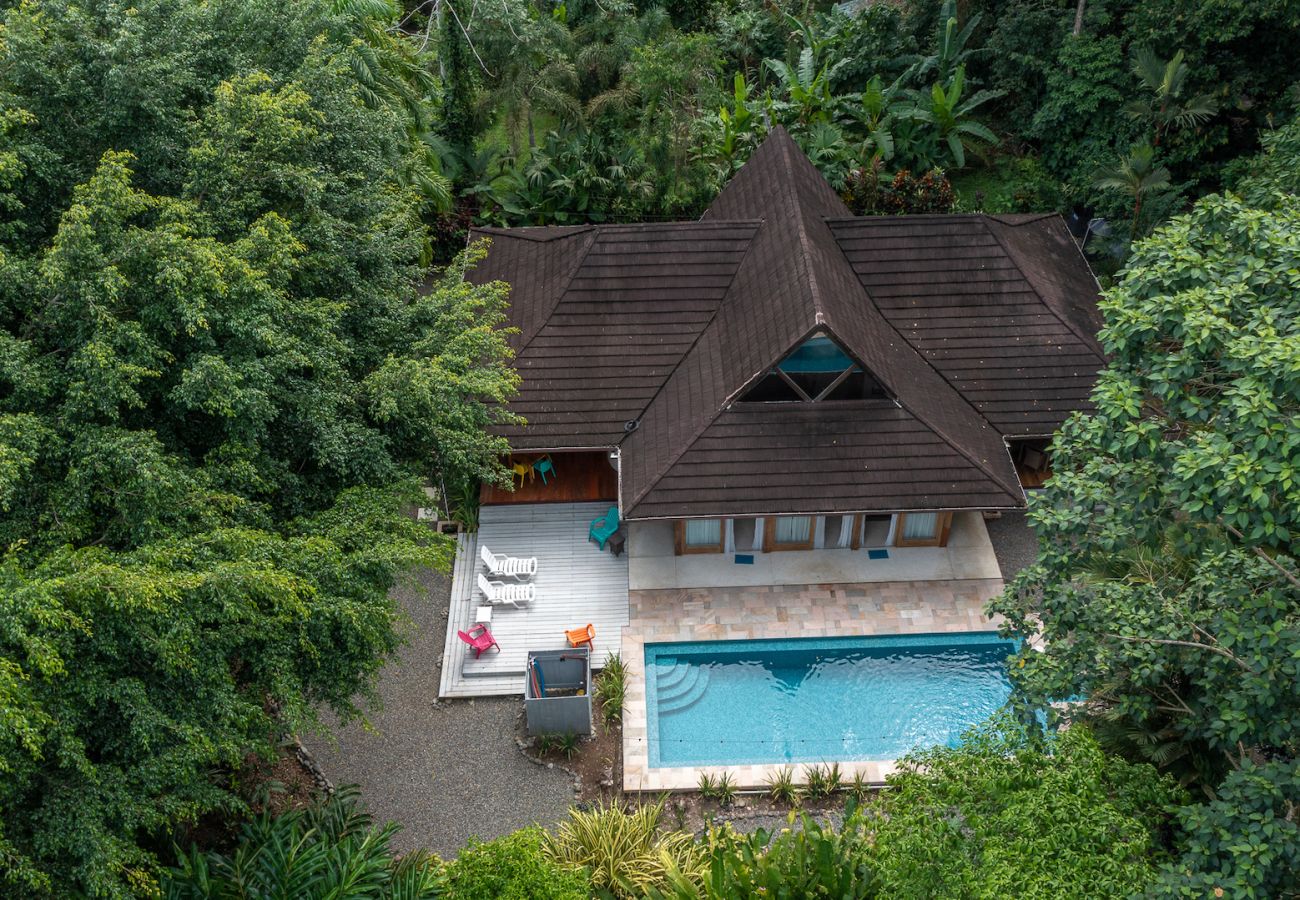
[621,578,1005,792]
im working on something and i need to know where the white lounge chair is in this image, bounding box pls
[480,544,538,581]
[477,572,535,608]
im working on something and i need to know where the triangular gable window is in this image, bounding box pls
[741,333,888,402]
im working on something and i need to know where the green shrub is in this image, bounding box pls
[166,787,443,899]
[868,719,1184,898]
[803,763,840,799]
[445,826,588,900]
[697,772,719,799]
[653,811,877,899]
[594,652,626,727]
[538,731,580,760]
[765,766,798,805]
[545,800,704,899]
[715,772,737,807]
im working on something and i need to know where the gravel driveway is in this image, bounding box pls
[985,509,1040,582]
[304,565,573,858]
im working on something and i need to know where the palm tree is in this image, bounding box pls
[902,65,1001,169]
[1094,143,1171,234]
[329,0,452,212]
[480,7,581,153]
[1126,48,1219,146]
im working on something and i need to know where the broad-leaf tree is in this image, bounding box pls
[992,173,1300,895]
[0,1,517,895]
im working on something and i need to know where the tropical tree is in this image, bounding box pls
[0,1,518,894]
[990,185,1300,897]
[870,719,1184,898]
[477,4,582,152]
[1094,142,1172,233]
[1125,48,1219,147]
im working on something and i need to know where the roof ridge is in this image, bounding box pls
[981,215,1107,358]
[471,224,594,243]
[987,212,1056,225]
[816,217,1024,501]
[619,222,769,512]
[511,228,599,354]
[779,135,829,325]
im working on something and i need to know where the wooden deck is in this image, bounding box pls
[480,451,619,505]
[439,502,630,697]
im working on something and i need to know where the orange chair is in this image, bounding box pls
[565,623,595,650]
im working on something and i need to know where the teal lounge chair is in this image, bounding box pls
[589,506,619,550]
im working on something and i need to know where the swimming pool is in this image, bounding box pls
[645,633,1016,767]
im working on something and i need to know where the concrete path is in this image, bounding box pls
[304,566,574,857]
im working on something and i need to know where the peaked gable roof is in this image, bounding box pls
[468,126,1105,518]
[617,127,1024,517]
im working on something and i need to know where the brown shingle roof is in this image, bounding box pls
[468,127,1104,517]
[829,214,1105,435]
[468,220,759,449]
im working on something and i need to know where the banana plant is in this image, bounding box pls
[765,46,849,127]
[902,0,984,88]
[854,74,906,164]
[902,64,1001,169]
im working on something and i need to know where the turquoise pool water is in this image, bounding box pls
[645,633,1016,767]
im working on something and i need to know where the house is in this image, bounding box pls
[466,126,1104,558]
[447,127,1105,787]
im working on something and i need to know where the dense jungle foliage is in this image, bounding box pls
[2,0,1297,896]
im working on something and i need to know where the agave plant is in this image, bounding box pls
[765,765,799,805]
[594,654,626,728]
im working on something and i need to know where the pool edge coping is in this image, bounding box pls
[621,578,1008,793]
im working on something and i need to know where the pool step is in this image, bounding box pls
[658,667,711,715]
[654,658,691,694]
[657,665,700,707]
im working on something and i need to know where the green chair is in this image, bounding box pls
[588,506,620,550]
[533,455,555,485]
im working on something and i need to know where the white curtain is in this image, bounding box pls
[903,512,938,541]
[684,518,721,547]
[774,516,812,544]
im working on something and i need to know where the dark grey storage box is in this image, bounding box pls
[524,648,592,736]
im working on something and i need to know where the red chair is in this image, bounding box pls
[565,623,595,650]
[457,624,500,658]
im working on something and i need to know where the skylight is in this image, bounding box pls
[741,333,887,402]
